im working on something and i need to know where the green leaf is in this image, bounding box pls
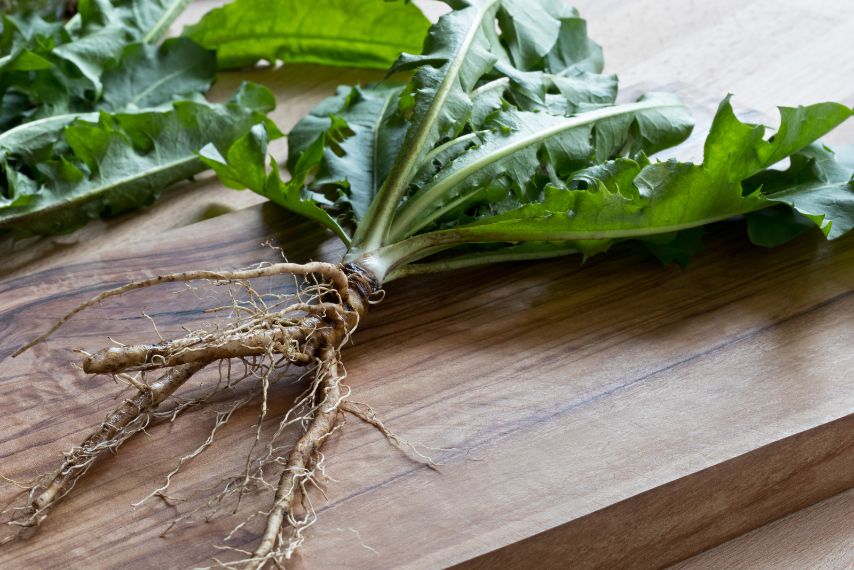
[0,83,275,234]
[199,123,271,191]
[487,1,608,109]
[0,112,98,162]
[3,49,54,71]
[0,0,195,129]
[390,98,851,262]
[544,16,605,74]
[743,143,854,241]
[763,176,854,240]
[287,83,405,224]
[99,38,216,111]
[746,206,815,247]
[384,0,502,171]
[51,0,128,96]
[385,240,585,280]
[388,92,693,239]
[640,227,705,267]
[0,0,73,19]
[349,0,664,253]
[354,0,593,249]
[0,1,256,235]
[548,70,618,113]
[703,96,853,182]
[496,0,576,70]
[209,0,852,282]
[200,124,350,245]
[265,1,631,256]
[182,0,430,70]
[125,0,194,43]
[230,80,277,113]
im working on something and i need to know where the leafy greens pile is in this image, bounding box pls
[0,0,427,236]
[0,0,269,234]
[2,0,851,268]
[201,0,854,280]
[0,0,275,235]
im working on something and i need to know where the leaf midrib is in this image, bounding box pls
[126,63,197,107]
[394,0,501,188]
[0,153,201,225]
[351,0,501,251]
[0,113,98,149]
[200,33,417,52]
[142,0,193,43]
[368,91,397,212]
[383,182,847,272]
[391,100,683,238]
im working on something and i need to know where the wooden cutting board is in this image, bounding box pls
[675,488,854,569]
[1,0,853,568]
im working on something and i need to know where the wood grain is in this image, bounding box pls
[456,415,854,570]
[1,0,853,568]
[2,198,852,568]
[674,488,854,570]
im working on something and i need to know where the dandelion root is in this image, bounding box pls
[3,261,387,568]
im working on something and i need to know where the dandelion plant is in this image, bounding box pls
[7,0,853,567]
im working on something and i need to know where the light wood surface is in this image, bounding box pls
[1,1,853,568]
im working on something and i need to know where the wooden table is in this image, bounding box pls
[676,488,854,569]
[1,1,852,568]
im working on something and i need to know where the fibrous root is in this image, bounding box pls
[1,260,383,567]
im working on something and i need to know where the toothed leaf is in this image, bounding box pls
[389,92,693,239]
[200,122,350,245]
[286,83,406,224]
[0,83,275,235]
[429,99,852,250]
[99,38,215,111]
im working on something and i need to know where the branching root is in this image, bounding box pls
[1,260,423,568]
